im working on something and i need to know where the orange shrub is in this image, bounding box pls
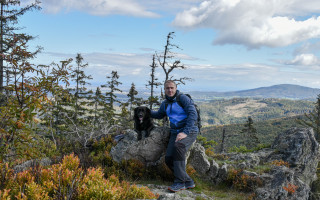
[271,160,290,168]
[0,153,157,200]
[283,183,298,195]
[186,164,196,176]
[0,189,10,200]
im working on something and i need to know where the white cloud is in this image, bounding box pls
[287,54,320,66]
[39,0,159,17]
[172,0,320,48]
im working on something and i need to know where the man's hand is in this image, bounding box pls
[176,132,187,142]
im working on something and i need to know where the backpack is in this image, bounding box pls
[165,93,202,134]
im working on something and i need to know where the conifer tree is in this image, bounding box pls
[0,42,64,162]
[156,32,192,85]
[68,53,93,124]
[0,0,41,93]
[241,116,260,149]
[101,70,122,124]
[92,87,107,128]
[146,54,161,109]
[119,102,131,130]
[40,58,72,139]
[127,82,138,118]
[297,94,320,141]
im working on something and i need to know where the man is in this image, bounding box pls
[151,80,199,192]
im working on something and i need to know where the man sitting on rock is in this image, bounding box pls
[151,80,199,192]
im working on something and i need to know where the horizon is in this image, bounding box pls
[117,83,320,96]
[18,0,320,92]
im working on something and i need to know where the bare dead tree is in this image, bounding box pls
[63,113,117,149]
[220,128,239,153]
[156,32,192,85]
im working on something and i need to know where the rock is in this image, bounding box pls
[14,158,52,173]
[110,127,170,165]
[254,128,320,200]
[233,153,260,168]
[111,127,320,200]
[188,142,210,175]
[270,128,320,185]
[208,160,219,180]
[215,163,229,184]
[255,166,310,200]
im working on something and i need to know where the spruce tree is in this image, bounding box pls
[119,102,131,130]
[241,116,260,149]
[40,58,73,138]
[68,53,93,124]
[146,54,161,109]
[127,82,138,118]
[0,0,41,93]
[92,87,107,128]
[101,70,122,125]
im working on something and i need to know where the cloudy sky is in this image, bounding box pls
[21,0,320,92]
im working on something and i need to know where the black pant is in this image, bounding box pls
[165,131,198,183]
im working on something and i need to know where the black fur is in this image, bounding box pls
[134,106,155,140]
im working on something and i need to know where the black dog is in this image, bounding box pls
[134,106,155,140]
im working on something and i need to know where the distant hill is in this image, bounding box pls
[198,97,314,126]
[189,84,320,100]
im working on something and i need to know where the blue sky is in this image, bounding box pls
[20,0,320,92]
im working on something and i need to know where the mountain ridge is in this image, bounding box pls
[188,84,320,100]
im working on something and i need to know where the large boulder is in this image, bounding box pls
[185,128,320,200]
[270,127,320,185]
[254,128,320,200]
[110,127,170,166]
[188,142,210,175]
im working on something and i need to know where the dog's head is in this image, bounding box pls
[134,106,150,124]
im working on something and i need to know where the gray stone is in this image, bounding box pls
[188,142,210,175]
[253,128,320,200]
[14,157,52,173]
[110,127,170,165]
[208,159,219,180]
[271,128,320,185]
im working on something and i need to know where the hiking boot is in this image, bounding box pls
[168,182,186,192]
[185,180,195,189]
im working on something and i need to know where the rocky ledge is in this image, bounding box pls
[111,127,320,200]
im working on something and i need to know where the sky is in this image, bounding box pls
[19,0,320,92]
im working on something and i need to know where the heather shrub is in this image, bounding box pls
[0,153,157,199]
[0,162,15,190]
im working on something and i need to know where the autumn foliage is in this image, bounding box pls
[0,154,157,200]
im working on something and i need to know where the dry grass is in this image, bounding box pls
[224,99,267,117]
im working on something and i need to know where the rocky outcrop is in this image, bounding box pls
[270,127,319,185]
[110,127,170,166]
[110,127,320,200]
[189,128,320,200]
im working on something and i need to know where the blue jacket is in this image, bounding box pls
[151,90,199,135]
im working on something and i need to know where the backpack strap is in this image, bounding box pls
[176,93,192,109]
[165,93,191,111]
